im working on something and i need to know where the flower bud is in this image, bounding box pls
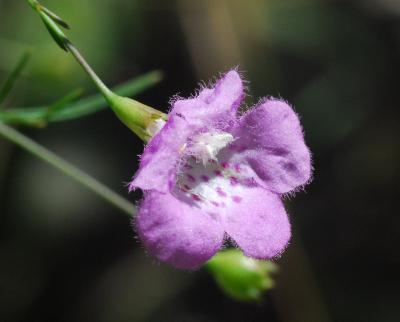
[205,249,278,301]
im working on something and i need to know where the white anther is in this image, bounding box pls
[189,131,234,165]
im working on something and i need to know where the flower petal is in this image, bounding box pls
[131,70,245,193]
[223,187,291,259]
[136,191,225,269]
[172,70,244,129]
[130,115,190,193]
[204,69,244,111]
[233,99,312,194]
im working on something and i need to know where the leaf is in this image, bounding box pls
[27,0,69,51]
[42,88,84,125]
[0,70,163,127]
[39,11,68,51]
[40,6,70,29]
[0,51,31,106]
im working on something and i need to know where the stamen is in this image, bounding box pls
[187,131,234,165]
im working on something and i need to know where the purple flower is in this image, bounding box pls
[130,70,312,269]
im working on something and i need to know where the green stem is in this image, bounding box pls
[0,122,136,217]
[64,41,115,102]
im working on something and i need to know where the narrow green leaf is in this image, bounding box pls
[42,88,84,125]
[0,71,163,126]
[39,11,69,51]
[0,51,31,106]
[26,0,39,10]
[26,0,69,51]
[41,6,70,29]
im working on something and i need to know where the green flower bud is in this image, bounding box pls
[205,249,278,302]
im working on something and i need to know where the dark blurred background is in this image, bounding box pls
[0,0,399,321]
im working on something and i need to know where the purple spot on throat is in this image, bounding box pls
[201,175,210,182]
[191,194,201,201]
[232,196,242,203]
[216,187,227,197]
[187,174,196,182]
[221,162,229,169]
[230,177,239,186]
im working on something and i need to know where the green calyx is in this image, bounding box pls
[206,249,278,302]
[107,94,167,142]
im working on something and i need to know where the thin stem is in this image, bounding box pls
[0,122,136,218]
[64,41,114,101]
